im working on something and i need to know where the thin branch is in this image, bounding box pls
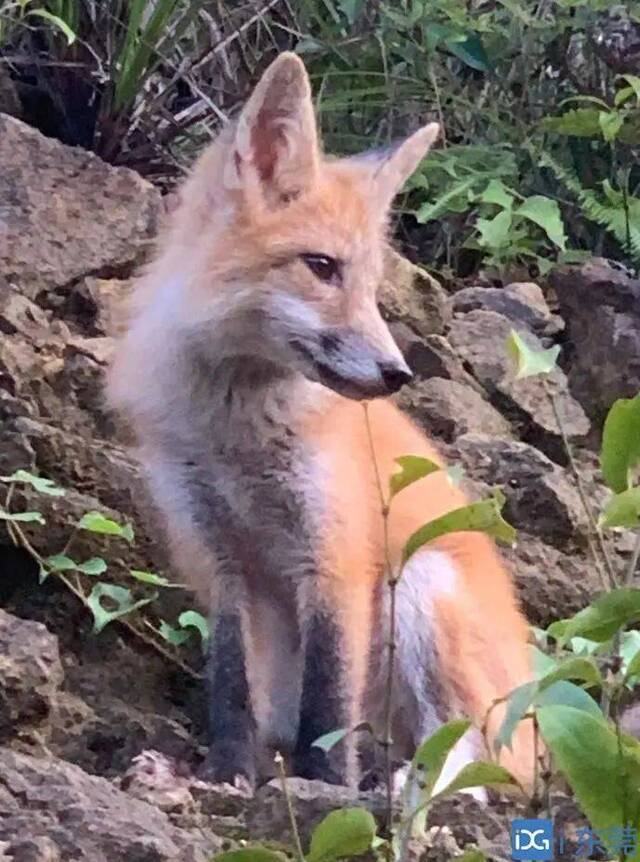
[275,751,305,862]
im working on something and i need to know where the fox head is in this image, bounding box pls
[172,52,439,400]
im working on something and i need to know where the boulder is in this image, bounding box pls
[551,258,640,420]
[447,309,590,455]
[0,747,221,861]
[450,433,587,547]
[398,377,512,442]
[452,281,562,336]
[0,609,63,742]
[380,249,449,337]
[0,114,161,302]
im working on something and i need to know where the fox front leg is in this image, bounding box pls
[200,603,257,790]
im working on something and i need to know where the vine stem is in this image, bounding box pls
[275,751,305,862]
[544,382,617,590]
[363,403,397,842]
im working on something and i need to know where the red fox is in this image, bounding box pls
[108,53,534,794]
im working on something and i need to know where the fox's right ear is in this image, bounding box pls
[223,52,319,209]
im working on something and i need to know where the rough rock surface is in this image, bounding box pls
[0,114,161,301]
[0,609,63,742]
[0,747,220,861]
[447,309,590,454]
[551,258,640,420]
[380,249,450,337]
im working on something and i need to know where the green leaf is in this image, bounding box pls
[411,718,472,797]
[0,509,45,524]
[312,728,350,752]
[600,394,640,492]
[27,8,76,44]
[479,179,514,209]
[0,470,65,497]
[625,649,640,684]
[541,107,603,138]
[45,555,107,576]
[158,620,191,647]
[506,329,560,379]
[476,208,513,249]
[537,705,640,844]
[600,488,640,529]
[599,110,624,142]
[446,34,490,71]
[538,656,602,690]
[616,74,640,105]
[390,456,440,498]
[180,610,209,644]
[515,195,567,250]
[553,588,640,644]
[534,680,605,722]
[87,583,156,633]
[496,681,537,752]
[307,808,376,862]
[402,490,515,564]
[432,761,517,800]
[129,570,180,588]
[213,849,287,862]
[78,511,134,542]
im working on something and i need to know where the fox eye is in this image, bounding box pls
[300,253,342,286]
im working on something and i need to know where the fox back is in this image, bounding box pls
[109,52,534,794]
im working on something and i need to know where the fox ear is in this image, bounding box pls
[370,123,440,208]
[225,52,319,206]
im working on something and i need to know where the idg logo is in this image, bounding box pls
[511,818,554,861]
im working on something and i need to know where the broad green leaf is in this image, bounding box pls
[312,728,350,752]
[158,620,191,647]
[538,656,602,690]
[402,490,515,564]
[553,588,640,644]
[479,179,514,209]
[617,74,640,105]
[129,569,180,588]
[432,761,517,800]
[531,644,558,677]
[180,610,209,644]
[412,718,472,796]
[446,34,490,71]
[599,110,624,142]
[534,680,605,722]
[307,808,376,862]
[78,511,134,542]
[77,557,107,575]
[27,8,76,43]
[87,583,155,633]
[213,849,287,862]
[390,456,440,498]
[516,195,567,250]
[476,208,513,249]
[600,394,640,492]
[541,108,602,137]
[600,488,640,528]
[506,329,560,379]
[495,681,537,752]
[625,649,640,684]
[0,470,65,497]
[537,705,640,844]
[0,509,45,524]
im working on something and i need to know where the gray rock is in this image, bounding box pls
[551,258,640,420]
[452,282,561,335]
[398,377,512,442]
[379,249,450,337]
[450,433,587,547]
[447,309,590,451]
[0,747,220,861]
[0,114,161,301]
[0,610,63,742]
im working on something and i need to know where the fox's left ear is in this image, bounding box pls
[224,52,319,208]
[370,123,440,209]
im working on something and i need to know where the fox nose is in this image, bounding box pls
[380,363,413,393]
